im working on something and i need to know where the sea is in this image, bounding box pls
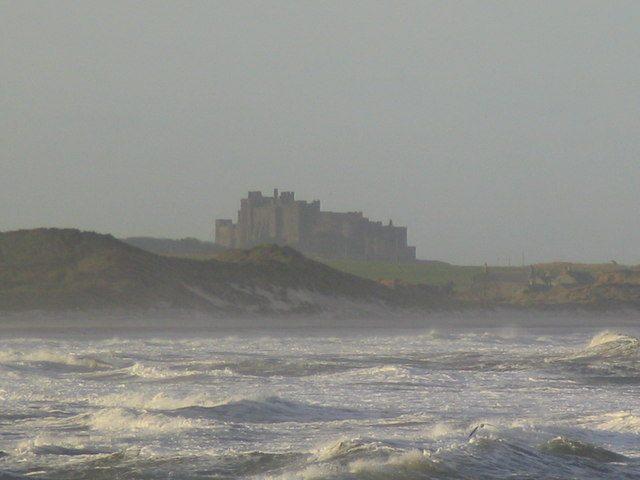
[2,314,640,479]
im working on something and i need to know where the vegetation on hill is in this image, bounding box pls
[0,229,397,313]
[122,236,224,257]
[453,262,640,309]
[322,258,640,310]
[213,245,402,307]
[1,229,192,310]
[1,228,638,314]
[215,244,308,265]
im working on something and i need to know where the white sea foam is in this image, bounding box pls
[362,365,412,378]
[93,391,211,410]
[577,411,640,434]
[427,422,459,439]
[86,408,198,432]
[0,349,111,370]
[117,361,201,380]
[311,438,370,462]
[349,449,445,478]
[291,444,442,480]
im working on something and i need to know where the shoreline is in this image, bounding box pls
[1,305,639,335]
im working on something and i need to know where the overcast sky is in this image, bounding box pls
[2,1,639,265]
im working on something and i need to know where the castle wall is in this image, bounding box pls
[215,190,416,261]
[235,191,278,247]
[255,206,276,241]
[280,205,300,244]
[314,212,364,236]
[214,219,236,248]
[363,223,414,262]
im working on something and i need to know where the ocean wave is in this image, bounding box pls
[197,451,308,478]
[28,449,142,480]
[93,391,209,411]
[270,440,453,480]
[95,393,374,424]
[200,358,359,378]
[32,448,307,480]
[167,395,366,424]
[92,407,199,432]
[15,434,112,458]
[30,444,109,457]
[0,350,113,373]
[51,407,200,434]
[540,436,628,463]
[86,361,210,382]
[0,408,70,423]
[579,331,639,360]
[547,331,640,380]
[464,435,632,477]
[347,449,453,479]
[125,362,200,380]
[411,351,535,373]
[22,441,112,457]
[360,365,413,378]
[0,470,32,480]
[266,431,639,480]
[311,438,403,463]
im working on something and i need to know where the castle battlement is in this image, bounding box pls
[215,190,416,262]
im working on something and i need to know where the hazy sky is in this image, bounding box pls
[2,1,639,265]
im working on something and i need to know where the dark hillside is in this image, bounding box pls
[0,229,192,310]
[122,236,224,257]
[0,229,398,313]
[214,245,396,300]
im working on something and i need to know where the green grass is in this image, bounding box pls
[320,259,486,287]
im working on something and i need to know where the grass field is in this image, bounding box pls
[172,247,625,292]
[320,259,628,292]
[173,252,487,288]
[321,259,487,288]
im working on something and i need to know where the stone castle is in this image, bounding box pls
[215,190,416,262]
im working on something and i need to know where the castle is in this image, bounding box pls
[215,190,416,262]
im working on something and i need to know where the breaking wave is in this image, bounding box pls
[547,331,640,383]
[86,361,211,382]
[0,350,113,373]
[264,433,638,480]
[585,331,640,355]
[87,408,198,432]
[93,391,209,410]
[46,408,200,434]
[311,438,403,463]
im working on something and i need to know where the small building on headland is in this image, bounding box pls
[216,189,416,262]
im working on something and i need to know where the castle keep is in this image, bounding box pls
[216,190,416,262]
